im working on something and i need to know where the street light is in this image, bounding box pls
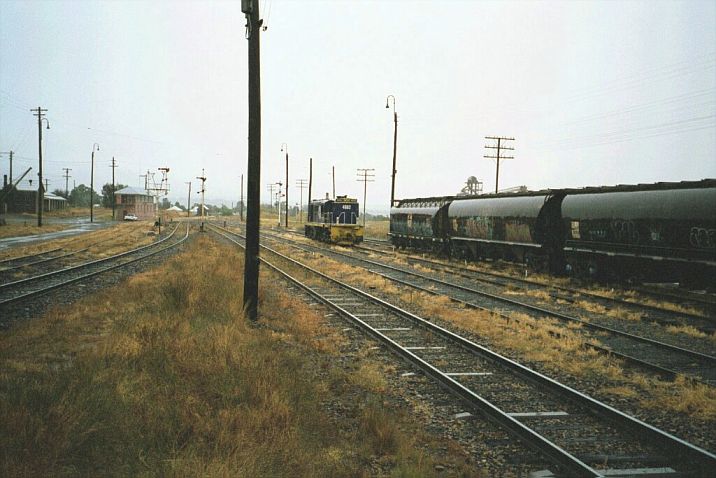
[281,143,288,228]
[385,95,397,209]
[90,143,100,223]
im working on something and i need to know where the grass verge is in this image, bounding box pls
[0,235,471,477]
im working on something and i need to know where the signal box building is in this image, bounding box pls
[114,186,156,220]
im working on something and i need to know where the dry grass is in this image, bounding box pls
[281,248,716,421]
[364,219,389,240]
[665,324,716,342]
[0,222,67,239]
[0,222,155,265]
[0,235,470,476]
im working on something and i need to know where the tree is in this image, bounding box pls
[101,183,126,208]
[51,188,67,199]
[68,184,96,207]
[174,201,183,210]
[160,197,171,210]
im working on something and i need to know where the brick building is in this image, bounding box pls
[114,186,156,220]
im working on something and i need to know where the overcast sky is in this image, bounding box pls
[1,0,714,214]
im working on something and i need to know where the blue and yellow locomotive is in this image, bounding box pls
[305,195,364,245]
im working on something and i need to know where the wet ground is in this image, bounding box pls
[0,214,112,251]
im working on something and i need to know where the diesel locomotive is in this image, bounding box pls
[306,195,364,245]
[389,180,716,284]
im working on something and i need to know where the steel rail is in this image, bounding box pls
[0,225,187,308]
[355,242,716,322]
[260,228,716,364]
[0,247,62,265]
[0,225,179,292]
[0,247,90,273]
[208,224,601,477]
[211,223,716,476]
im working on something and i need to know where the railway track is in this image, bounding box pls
[351,244,716,333]
[0,224,189,311]
[209,223,716,477]
[252,226,716,385]
[360,236,716,316]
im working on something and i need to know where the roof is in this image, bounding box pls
[115,186,152,196]
[167,205,183,211]
[44,193,66,201]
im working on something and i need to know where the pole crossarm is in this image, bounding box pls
[484,136,515,194]
[356,168,375,227]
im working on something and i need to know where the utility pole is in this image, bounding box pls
[307,157,313,222]
[296,178,308,223]
[281,143,288,228]
[240,173,244,221]
[267,183,277,212]
[484,136,514,194]
[139,173,147,190]
[0,150,13,185]
[276,181,283,227]
[356,168,375,227]
[242,0,263,321]
[185,181,191,218]
[44,178,49,192]
[62,167,72,198]
[386,95,398,207]
[196,169,206,222]
[109,157,117,219]
[332,165,335,199]
[90,143,100,222]
[31,107,48,226]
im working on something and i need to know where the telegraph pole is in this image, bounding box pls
[0,150,13,185]
[356,168,375,227]
[90,143,100,222]
[386,95,398,207]
[185,181,191,218]
[276,181,283,227]
[307,158,313,222]
[110,157,117,219]
[267,183,276,212]
[484,136,514,194]
[240,173,244,221]
[44,178,49,193]
[281,143,288,227]
[62,167,72,198]
[332,165,335,199]
[31,107,48,226]
[242,0,262,321]
[296,178,308,223]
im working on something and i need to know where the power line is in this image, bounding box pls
[484,136,514,194]
[356,168,375,227]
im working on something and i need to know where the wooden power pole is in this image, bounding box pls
[243,0,262,321]
[484,136,514,194]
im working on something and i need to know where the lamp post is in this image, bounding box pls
[90,143,100,223]
[385,94,397,209]
[281,143,288,227]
